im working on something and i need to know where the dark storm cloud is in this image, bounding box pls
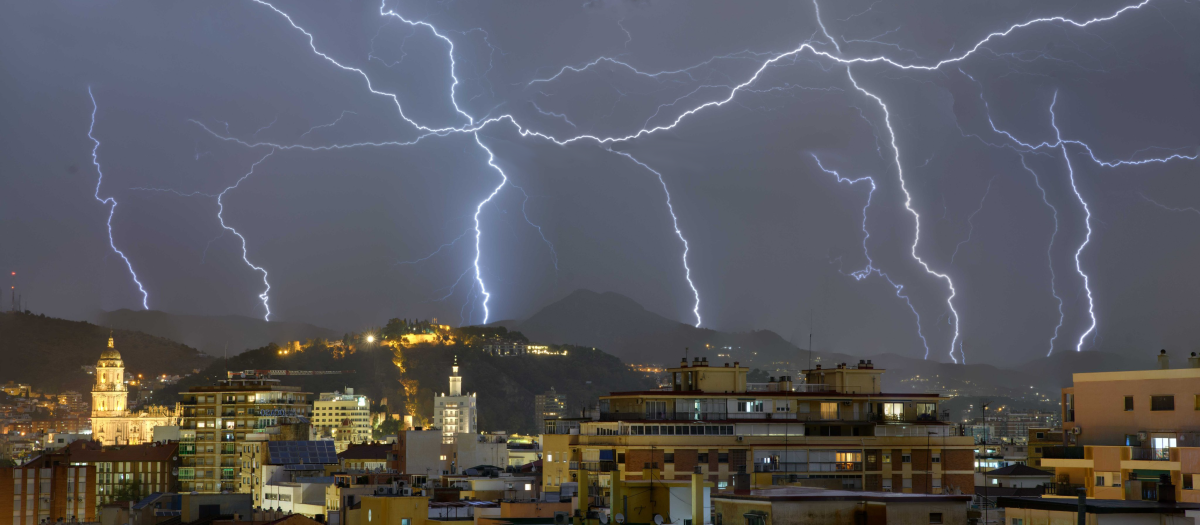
[3,0,1199,364]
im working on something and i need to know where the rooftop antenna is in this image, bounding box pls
[807,309,813,372]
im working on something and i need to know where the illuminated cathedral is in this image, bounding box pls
[91,335,177,445]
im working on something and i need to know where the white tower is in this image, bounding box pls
[449,356,463,396]
[434,355,477,444]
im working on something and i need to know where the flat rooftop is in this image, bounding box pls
[712,486,971,503]
[998,497,1200,514]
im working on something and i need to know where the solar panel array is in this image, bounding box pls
[268,440,338,465]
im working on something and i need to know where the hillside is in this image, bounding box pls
[94,309,341,357]
[491,289,802,366]
[165,339,654,434]
[0,311,212,392]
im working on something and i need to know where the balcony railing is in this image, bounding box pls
[1042,446,1085,459]
[753,462,807,473]
[1130,448,1171,461]
[1043,483,1084,496]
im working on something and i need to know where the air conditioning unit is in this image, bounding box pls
[401,488,412,496]
[554,512,571,525]
[736,436,743,442]
[1137,431,1148,441]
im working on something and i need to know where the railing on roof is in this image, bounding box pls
[1042,446,1085,459]
[1130,448,1171,461]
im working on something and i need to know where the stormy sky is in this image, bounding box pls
[3,0,1200,365]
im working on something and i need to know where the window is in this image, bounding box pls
[932,453,940,463]
[902,454,911,463]
[929,514,943,525]
[718,453,729,463]
[881,479,892,491]
[1151,395,1175,411]
[882,402,904,421]
[820,403,839,420]
[932,479,941,489]
[1011,520,1023,525]
[902,478,913,489]
[1195,395,1200,410]
[617,453,625,464]
[1185,475,1194,491]
[698,453,709,463]
[664,453,674,464]
[1125,396,1134,411]
[883,453,891,463]
[1036,432,1045,439]
[401,520,410,525]
[1096,476,1105,486]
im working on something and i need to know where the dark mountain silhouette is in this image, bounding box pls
[94,309,340,357]
[491,289,804,366]
[492,289,1165,405]
[0,311,211,392]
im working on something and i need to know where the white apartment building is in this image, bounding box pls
[311,388,372,452]
[434,357,477,444]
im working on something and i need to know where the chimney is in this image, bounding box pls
[701,357,708,366]
[866,360,873,369]
[733,361,739,368]
[1190,353,1199,369]
[858,359,866,369]
[693,357,701,367]
[1158,349,1170,370]
[681,358,688,368]
[724,363,729,368]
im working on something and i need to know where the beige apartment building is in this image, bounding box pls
[543,357,975,500]
[179,374,312,493]
[1044,350,1200,503]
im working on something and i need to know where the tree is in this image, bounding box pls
[111,479,143,503]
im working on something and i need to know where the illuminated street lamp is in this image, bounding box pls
[366,335,376,343]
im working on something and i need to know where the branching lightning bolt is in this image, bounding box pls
[810,154,932,357]
[88,87,150,310]
[116,0,1171,350]
[216,150,277,320]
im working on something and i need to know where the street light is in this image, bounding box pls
[366,335,375,343]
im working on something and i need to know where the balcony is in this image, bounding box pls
[1130,448,1171,461]
[1042,446,1085,459]
[1043,483,1084,497]
[753,462,807,473]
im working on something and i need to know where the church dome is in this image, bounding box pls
[101,349,122,360]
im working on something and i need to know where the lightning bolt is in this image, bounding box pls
[609,150,702,327]
[88,87,150,310]
[950,176,996,265]
[217,150,277,321]
[113,0,1168,353]
[1140,193,1200,216]
[810,154,931,357]
[1018,154,1064,357]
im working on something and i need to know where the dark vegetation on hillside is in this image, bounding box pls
[0,311,211,392]
[165,335,654,434]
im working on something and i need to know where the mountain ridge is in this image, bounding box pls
[93,309,341,357]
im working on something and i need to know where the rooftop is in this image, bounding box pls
[984,464,1055,477]
[337,443,392,460]
[66,441,178,462]
[712,486,971,503]
[998,497,1200,514]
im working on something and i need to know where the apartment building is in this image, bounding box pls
[63,440,179,505]
[434,358,476,444]
[179,375,312,493]
[542,357,975,500]
[312,389,372,452]
[534,389,566,428]
[1043,350,1200,503]
[0,454,96,523]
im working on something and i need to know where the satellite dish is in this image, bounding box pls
[614,514,625,524]
[599,513,609,524]
[654,515,664,525]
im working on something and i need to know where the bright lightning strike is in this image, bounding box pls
[88,87,150,310]
[217,150,277,320]
[609,150,702,327]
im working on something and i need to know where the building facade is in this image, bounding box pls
[542,358,976,499]
[179,375,312,493]
[64,440,179,505]
[1043,350,1200,503]
[312,389,372,452]
[0,455,96,523]
[534,388,566,428]
[434,358,476,444]
[90,336,176,446]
